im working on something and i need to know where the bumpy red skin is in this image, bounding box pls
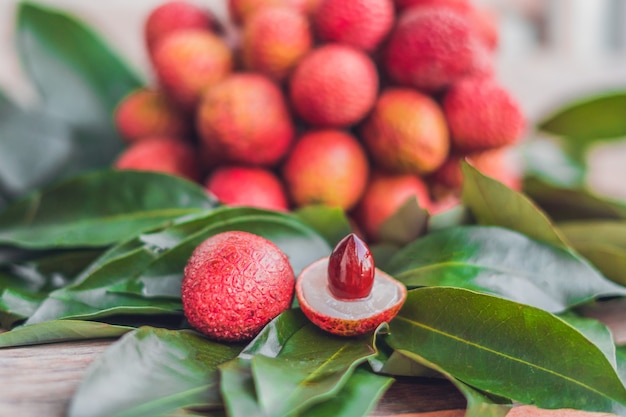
[355,173,432,242]
[114,136,201,181]
[328,233,374,300]
[145,1,219,53]
[383,7,482,92]
[114,88,190,143]
[242,7,313,81]
[313,0,395,51]
[361,87,449,175]
[182,231,295,342]
[282,130,369,210]
[289,44,378,127]
[205,166,290,211]
[229,0,312,24]
[152,29,233,111]
[443,76,526,154]
[196,73,294,166]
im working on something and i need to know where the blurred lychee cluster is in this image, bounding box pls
[113,0,526,242]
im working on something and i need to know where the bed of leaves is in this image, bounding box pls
[2,3,626,417]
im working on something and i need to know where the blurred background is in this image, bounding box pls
[0,0,625,195]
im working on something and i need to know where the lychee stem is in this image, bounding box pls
[327,233,375,300]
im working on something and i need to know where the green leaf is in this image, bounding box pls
[293,205,352,247]
[0,170,216,249]
[240,309,309,358]
[378,196,429,246]
[538,91,626,156]
[68,327,241,417]
[386,225,625,313]
[0,271,48,327]
[386,287,626,413]
[521,137,586,188]
[462,162,569,248]
[558,312,617,368]
[559,221,626,286]
[0,319,132,348]
[617,346,626,385]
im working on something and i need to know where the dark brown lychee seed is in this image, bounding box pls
[327,233,374,299]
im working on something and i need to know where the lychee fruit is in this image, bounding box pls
[228,0,312,24]
[360,87,450,175]
[113,136,201,181]
[383,7,483,92]
[152,29,233,111]
[443,76,526,154]
[182,231,295,342]
[313,0,395,51]
[296,233,407,336]
[114,88,190,143]
[355,172,432,242]
[289,44,378,127]
[196,73,294,166]
[144,1,220,53]
[205,166,289,211]
[241,7,313,81]
[282,130,369,211]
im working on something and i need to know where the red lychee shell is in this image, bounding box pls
[289,44,378,127]
[383,7,483,92]
[182,231,295,342]
[296,257,407,336]
[282,130,369,210]
[114,88,190,143]
[443,76,526,154]
[152,29,233,111]
[113,136,201,181]
[228,0,312,24]
[196,73,295,166]
[241,7,313,81]
[145,1,219,53]
[361,87,450,176]
[205,165,289,211]
[313,0,395,51]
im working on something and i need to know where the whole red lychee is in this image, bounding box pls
[205,166,289,211]
[282,130,369,210]
[152,29,233,111]
[196,73,294,166]
[383,7,482,92]
[289,44,378,127]
[443,76,526,154]
[228,0,313,24]
[144,1,220,53]
[114,88,190,143]
[361,87,450,175]
[113,136,201,181]
[182,231,295,342]
[313,0,395,51]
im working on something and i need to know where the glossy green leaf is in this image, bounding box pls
[386,225,625,313]
[219,358,262,416]
[558,312,617,368]
[386,287,626,413]
[0,271,49,328]
[68,327,241,417]
[378,196,429,245]
[0,319,132,348]
[521,137,586,188]
[538,91,626,154]
[240,309,309,359]
[559,221,626,286]
[0,170,216,249]
[293,205,352,247]
[462,163,569,248]
[617,346,626,384]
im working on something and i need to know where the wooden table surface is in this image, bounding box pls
[1,300,624,417]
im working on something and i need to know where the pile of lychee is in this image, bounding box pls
[113,0,526,243]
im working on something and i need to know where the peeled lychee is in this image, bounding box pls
[182,231,295,342]
[144,1,220,53]
[313,0,394,51]
[383,7,482,92]
[152,29,233,111]
[289,44,378,127]
[241,7,313,81]
[355,172,432,242]
[282,130,369,210]
[361,87,449,175]
[113,136,201,181]
[443,76,526,154]
[296,233,407,336]
[196,73,294,166]
[114,88,190,143]
[205,166,289,211]
[228,0,312,24]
